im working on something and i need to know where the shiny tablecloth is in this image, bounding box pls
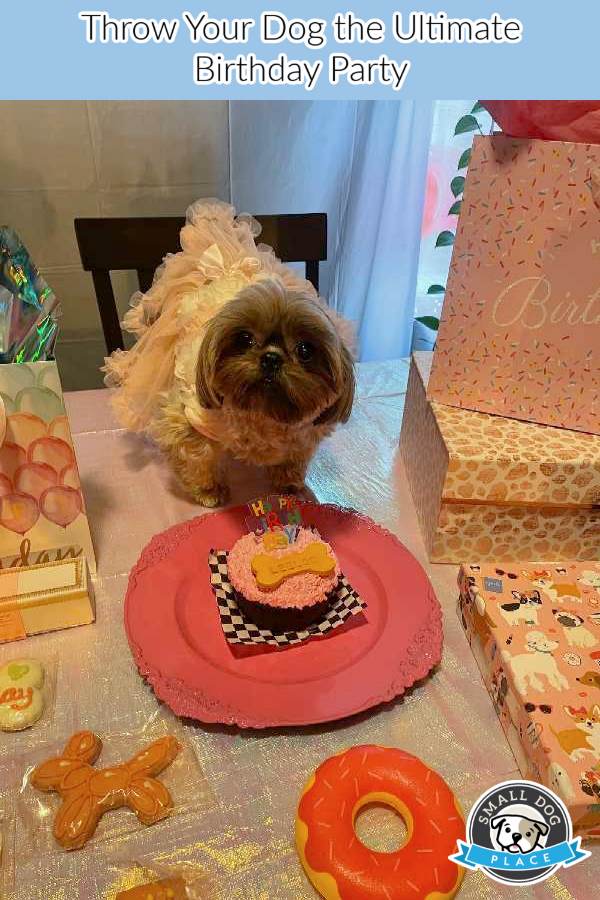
[1,358,596,899]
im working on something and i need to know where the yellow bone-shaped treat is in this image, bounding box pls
[251,541,336,590]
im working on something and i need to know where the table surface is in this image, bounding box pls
[1,358,596,899]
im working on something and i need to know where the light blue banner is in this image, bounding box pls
[1,1,598,98]
[451,838,590,872]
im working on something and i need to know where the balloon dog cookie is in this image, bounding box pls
[30,730,180,849]
[0,658,45,731]
[296,745,465,900]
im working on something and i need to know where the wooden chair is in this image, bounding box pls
[74,213,327,353]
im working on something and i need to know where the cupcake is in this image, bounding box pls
[227,527,341,631]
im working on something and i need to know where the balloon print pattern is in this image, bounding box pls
[0,411,84,534]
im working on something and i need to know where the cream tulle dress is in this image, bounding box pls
[104,199,326,443]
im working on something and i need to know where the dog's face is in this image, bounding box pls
[577,671,600,689]
[553,609,583,628]
[580,570,600,590]
[491,815,549,853]
[548,762,574,801]
[512,590,542,607]
[525,631,558,653]
[565,704,600,734]
[196,278,354,425]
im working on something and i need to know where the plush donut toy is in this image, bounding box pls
[296,745,464,900]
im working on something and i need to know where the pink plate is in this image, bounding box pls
[124,503,443,728]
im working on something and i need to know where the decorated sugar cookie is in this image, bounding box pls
[30,730,181,849]
[0,658,45,731]
[251,539,336,590]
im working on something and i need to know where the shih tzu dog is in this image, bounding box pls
[105,200,355,506]
[152,276,355,506]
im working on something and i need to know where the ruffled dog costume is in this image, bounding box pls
[104,199,342,442]
[104,201,354,499]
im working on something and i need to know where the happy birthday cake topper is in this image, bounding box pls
[245,495,303,542]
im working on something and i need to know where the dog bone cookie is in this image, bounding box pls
[117,877,188,899]
[0,658,45,731]
[30,730,181,850]
[252,540,336,590]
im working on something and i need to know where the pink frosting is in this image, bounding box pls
[227,528,340,609]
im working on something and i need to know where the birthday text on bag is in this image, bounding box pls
[78,11,523,92]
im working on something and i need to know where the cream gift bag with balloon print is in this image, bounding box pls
[0,361,95,572]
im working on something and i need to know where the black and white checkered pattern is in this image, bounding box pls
[208,550,366,647]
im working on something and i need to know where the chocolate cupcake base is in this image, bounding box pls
[234,590,335,632]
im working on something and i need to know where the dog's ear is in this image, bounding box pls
[491,816,505,831]
[535,821,549,836]
[314,342,355,425]
[532,590,541,601]
[196,322,223,409]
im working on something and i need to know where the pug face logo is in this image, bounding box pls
[450,780,589,885]
[491,805,549,854]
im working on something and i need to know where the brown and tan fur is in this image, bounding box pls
[150,278,355,506]
[551,704,600,762]
[532,576,582,604]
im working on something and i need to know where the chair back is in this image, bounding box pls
[74,212,327,352]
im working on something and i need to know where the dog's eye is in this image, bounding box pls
[296,341,314,363]
[235,330,255,351]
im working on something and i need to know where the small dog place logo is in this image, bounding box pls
[450,779,590,885]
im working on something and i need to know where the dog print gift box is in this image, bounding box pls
[458,561,600,839]
[400,353,600,564]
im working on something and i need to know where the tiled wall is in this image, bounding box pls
[0,101,230,388]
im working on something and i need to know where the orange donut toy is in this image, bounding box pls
[296,745,465,900]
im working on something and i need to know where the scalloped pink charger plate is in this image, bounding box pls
[124,503,442,728]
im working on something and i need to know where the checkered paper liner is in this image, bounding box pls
[208,550,366,647]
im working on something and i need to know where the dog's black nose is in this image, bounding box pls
[512,833,521,842]
[260,351,283,375]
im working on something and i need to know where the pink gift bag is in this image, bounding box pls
[0,361,96,571]
[427,133,600,435]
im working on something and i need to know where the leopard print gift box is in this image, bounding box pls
[400,353,600,563]
[458,561,600,839]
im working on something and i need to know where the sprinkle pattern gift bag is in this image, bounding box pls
[0,361,95,571]
[428,133,600,435]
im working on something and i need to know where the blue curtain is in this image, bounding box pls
[230,100,433,360]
